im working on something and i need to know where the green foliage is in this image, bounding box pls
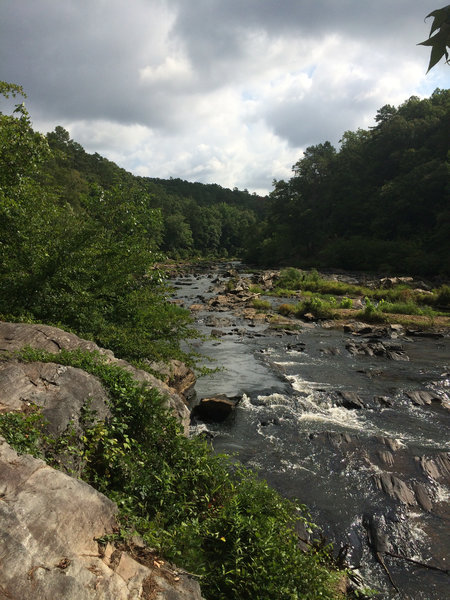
[251,298,271,310]
[247,90,450,277]
[0,406,47,458]
[357,298,389,324]
[278,303,297,316]
[248,284,264,294]
[377,299,427,316]
[7,348,343,600]
[339,297,353,309]
[434,284,450,307]
[276,268,322,291]
[418,5,450,72]
[0,84,196,363]
[294,297,336,320]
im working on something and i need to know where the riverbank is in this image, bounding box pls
[0,321,351,600]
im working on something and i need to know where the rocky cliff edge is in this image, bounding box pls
[0,321,203,600]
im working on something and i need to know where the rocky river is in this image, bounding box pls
[172,263,450,600]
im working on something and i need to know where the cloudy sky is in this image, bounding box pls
[1,0,449,194]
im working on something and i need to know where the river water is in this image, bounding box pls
[172,265,450,599]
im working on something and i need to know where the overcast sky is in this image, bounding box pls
[1,0,449,195]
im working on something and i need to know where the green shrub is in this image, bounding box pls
[0,407,48,458]
[276,267,305,290]
[435,284,450,308]
[339,297,353,309]
[294,297,335,320]
[357,298,389,323]
[249,284,264,294]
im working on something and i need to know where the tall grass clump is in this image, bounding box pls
[434,284,450,308]
[295,297,336,320]
[357,298,389,323]
[252,298,271,311]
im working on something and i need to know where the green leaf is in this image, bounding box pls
[425,6,450,37]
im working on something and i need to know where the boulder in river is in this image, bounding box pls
[343,322,375,335]
[373,473,416,505]
[191,394,241,422]
[346,339,409,361]
[405,390,442,407]
[336,391,366,410]
[204,315,232,328]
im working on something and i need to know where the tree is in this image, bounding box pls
[418,5,450,71]
[0,83,193,361]
[245,91,450,275]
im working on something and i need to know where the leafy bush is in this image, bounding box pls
[276,267,305,289]
[339,297,353,309]
[434,285,450,308]
[2,348,344,600]
[295,297,335,320]
[0,407,48,458]
[357,298,389,324]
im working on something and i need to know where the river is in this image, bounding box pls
[171,264,450,599]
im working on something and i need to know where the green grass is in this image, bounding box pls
[251,298,271,310]
[248,284,264,294]
[272,269,450,318]
[0,346,345,600]
[277,298,336,320]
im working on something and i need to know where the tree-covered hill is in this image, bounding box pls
[0,81,263,361]
[245,89,449,277]
[45,126,264,258]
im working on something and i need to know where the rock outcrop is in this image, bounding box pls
[192,394,241,422]
[0,360,111,436]
[0,440,204,600]
[0,321,204,600]
[0,322,191,434]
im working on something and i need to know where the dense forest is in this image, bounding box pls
[1,83,449,357]
[0,81,264,363]
[45,125,263,259]
[43,90,450,278]
[247,89,449,277]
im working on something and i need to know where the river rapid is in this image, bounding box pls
[172,264,450,599]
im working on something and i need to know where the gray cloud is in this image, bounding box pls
[0,0,447,193]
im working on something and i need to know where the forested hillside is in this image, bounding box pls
[45,126,263,258]
[1,82,448,361]
[0,82,263,362]
[245,89,449,277]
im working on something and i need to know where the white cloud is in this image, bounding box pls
[1,0,448,194]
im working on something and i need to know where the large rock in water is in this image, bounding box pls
[192,394,241,422]
[0,439,204,600]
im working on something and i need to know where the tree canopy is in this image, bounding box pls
[245,90,450,276]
